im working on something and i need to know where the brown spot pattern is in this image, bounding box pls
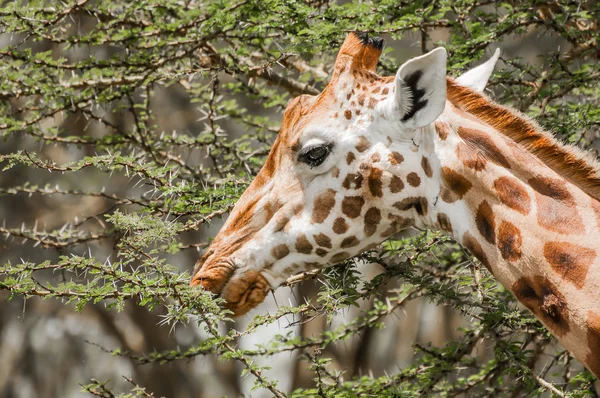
[437,213,452,233]
[543,242,596,289]
[314,233,332,249]
[357,94,366,106]
[311,189,336,223]
[364,207,381,237]
[456,142,487,171]
[389,152,404,165]
[342,173,363,190]
[530,176,584,234]
[316,248,328,257]
[407,172,421,187]
[435,121,450,140]
[393,197,428,216]
[529,176,573,201]
[355,136,371,152]
[333,218,349,234]
[462,231,491,271]
[273,216,290,232]
[421,156,433,178]
[368,168,384,197]
[475,200,496,244]
[344,110,352,119]
[346,152,356,165]
[271,244,290,260]
[342,196,365,218]
[586,311,600,377]
[493,176,531,215]
[457,126,511,169]
[341,236,360,249]
[440,167,472,203]
[390,175,404,193]
[330,251,350,263]
[512,275,570,337]
[497,221,522,262]
[295,234,313,254]
[381,215,413,237]
[447,79,600,205]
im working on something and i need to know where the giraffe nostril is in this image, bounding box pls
[190,261,235,296]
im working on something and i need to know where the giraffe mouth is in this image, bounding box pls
[191,263,271,316]
[190,261,235,297]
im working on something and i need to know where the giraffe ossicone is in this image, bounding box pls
[192,32,600,378]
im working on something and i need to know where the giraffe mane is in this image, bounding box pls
[446,78,600,203]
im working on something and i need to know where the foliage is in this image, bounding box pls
[0,0,598,396]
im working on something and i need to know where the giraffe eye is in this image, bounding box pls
[298,144,333,168]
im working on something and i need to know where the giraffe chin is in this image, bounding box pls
[221,270,271,316]
[191,267,270,316]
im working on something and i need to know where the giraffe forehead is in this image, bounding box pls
[280,64,397,152]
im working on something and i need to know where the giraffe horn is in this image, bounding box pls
[334,32,384,74]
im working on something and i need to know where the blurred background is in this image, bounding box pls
[0,1,598,397]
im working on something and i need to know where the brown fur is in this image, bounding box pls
[475,200,496,244]
[311,189,336,223]
[390,175,404,193]
[437,213,453,232]
[333,217,349,234]
[457,127,511,169]
[364,207,381,237]
[440,167,472,203]
[447,78,600,203]
[512,276,570,337]
[393,197,428,216]
[435,121,450,141]
[462,232,491,271]
[587,311,600,377]
[295,234,313,254]
[342,196,365,218]
[368,167,384,197]
[421,156,433,178]
[314,233,332,249]
[389,151,404,165]
[543,242,596,289]
[493,176,531,215]
[341,236,360,248]
[271,244,290,260]
[355,136,371,152]
[497,221,522,262]
[406,172,421,187]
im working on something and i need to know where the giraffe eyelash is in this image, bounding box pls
[297,143,333,168]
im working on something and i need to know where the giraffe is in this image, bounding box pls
[191,32,600,377]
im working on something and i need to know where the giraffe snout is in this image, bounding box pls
[190,259,235,297]
[191,258,271,315]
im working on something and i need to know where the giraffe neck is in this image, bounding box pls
[423,102,600,377]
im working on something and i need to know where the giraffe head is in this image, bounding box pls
[192,33,458,315]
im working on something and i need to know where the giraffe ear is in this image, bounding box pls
[456,48,501,93]
[392,47,447,129]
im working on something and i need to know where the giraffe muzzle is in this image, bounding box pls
[190,260,235,297]
[191,261,271,316]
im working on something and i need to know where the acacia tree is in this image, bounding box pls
[0,1,598,397]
